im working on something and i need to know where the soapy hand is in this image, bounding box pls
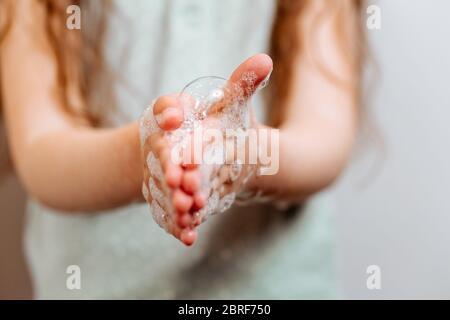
[140,54,273,246]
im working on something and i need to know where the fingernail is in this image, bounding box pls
[155,107,178,126]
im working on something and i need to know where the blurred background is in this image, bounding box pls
[335,0,450,299]
[0,0,449,299]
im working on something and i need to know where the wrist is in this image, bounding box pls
[234,124,276,204]
[119,122,145,203]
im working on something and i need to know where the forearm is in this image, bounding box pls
[15,122,143,212]
[249,0,360,202]
[249,120,356,202]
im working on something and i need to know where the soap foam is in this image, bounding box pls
[140,73,263,236]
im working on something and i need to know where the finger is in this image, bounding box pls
[229,53,273,97]
[193,192,206,210]
[177,213,193,229]
[173,189,194,213]
[155,142,183,188]
[181,169,201,195]
[208,53,273,114]
[149,133,167,156]
[153,94,184,130]
[165,162,183,189]
[167,221,183,241]
[169,212,197,246]
[180,228,197,246]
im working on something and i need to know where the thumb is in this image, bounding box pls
[229,53,273,98]
[208,54,273,115]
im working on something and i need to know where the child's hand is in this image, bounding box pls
[140,54,273,246]
[140,94,206,246]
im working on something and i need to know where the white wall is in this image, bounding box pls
[334,0,450,299]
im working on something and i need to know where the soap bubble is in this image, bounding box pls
[140,72,263,240]
[179,75,253,130]
[181,76,227,120]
